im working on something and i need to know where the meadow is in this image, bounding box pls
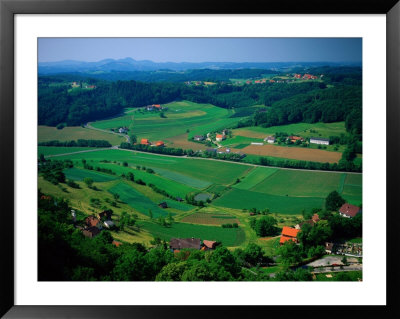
[90,101,245,143]
[38,125,125,145]
[64,167,118,182]
[139,221,245,247]
[108,182,168,218]
[181,212,240,226]
[39,146,96,156]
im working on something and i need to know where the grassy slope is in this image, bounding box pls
[139,221,245,247]
[38,126,125,145]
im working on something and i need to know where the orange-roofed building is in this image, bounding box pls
[153,104,161,108]
[215,134,225,142]
[203,240,217,250]
[312,213,320,223]
[280,226,300,245]
[112,240,122,247]
[155,141,165,147]
[140,138,150,145]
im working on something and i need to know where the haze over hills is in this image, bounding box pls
[38,57,361,74]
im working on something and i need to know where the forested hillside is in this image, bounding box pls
[38,67,362,137]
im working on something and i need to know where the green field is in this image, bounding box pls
[251,170,343,198]
[108,182,168,218]
[54,149,250,186]
[233,122,347,139]
[213,188,324,214]
[94,162,198,198]
[219,135,263,147]
[38,125,125,145]
[64,167,118,182]
[90,101,245,142]
[139,221,245,247]
[234,167,279,190]
[39,146,97,156]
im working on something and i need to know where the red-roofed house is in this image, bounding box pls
[339,203,361,218]
[312,213,320,223]
[280,226,300,245]
[215,134,225,142]
[153,104,161,109]
[155,141,165,147]
[85,216,101,228]
[203,240,217,250]
[140,138,150,145]
[288,136,304,143]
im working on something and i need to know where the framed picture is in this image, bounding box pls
[1,0,399,317]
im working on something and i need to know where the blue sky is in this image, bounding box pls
[38,38,362,63]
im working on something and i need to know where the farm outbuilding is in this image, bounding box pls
[339,203,361,218]
[310,137,330,145]
[170,238,201,251]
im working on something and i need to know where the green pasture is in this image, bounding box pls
[108,182,168,218]
[219,135,263,147]
[250,169,343,198]
[90,101,242,142]
[233,122,347,139]
[139,221,246,247]
[38,125,125,145]
[94,162,198,198]
[213,188,324,215]
[39,146,96,156]
[63,167,118,182]
[234,167,279,190]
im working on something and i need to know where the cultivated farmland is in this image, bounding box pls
[181,212,240,226]
[38,125,125,145]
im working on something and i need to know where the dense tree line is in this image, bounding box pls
[39,67,361,131]
[39,139,112,148]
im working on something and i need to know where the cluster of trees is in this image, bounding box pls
[38,158,73,185]
[39,190,312,281]
[249,216,279,237]
[39,139,112,148]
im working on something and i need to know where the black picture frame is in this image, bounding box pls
[1,0,399,318]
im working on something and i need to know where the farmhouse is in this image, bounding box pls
[264,136,275,144]
[194,135,205,141]
[288,136,304,143]
[118,127,128,134]
[170,238,201,251]
[310,137,330,145]
[140,138,150,145]
[155,141,165,147]
[280,226,300,245]
[215,134,226,142]
[158,202,168,209]
[146,105,154,111]
[293,74,302,79]
[85,216,102,229]
[202,240,218,250]
[339,203,361,218]
[82,226,101,238]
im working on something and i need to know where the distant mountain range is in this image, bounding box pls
[38,57,361,74]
